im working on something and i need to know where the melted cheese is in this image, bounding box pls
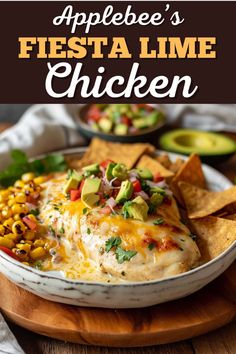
[37,173,201,282]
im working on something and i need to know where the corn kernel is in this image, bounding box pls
[12,221,26,235]
[24,230,35,241]
[15,248,28,260]
[22,173,35,183]
[30,247,46,260]
[16,243,31,252]
[2,208,12,219]
[13,214,21,221]
[11,204,28,215]
[34,239,45,247]
[0,237,14,249]
[3,218,14,230]
[15,193,27,204]
[33,176,46,185]
[22,261,29,266]
[14,180,25,188]
[0,190,10,201]
[20,240,33,245]
[5,233,19,241]
[7,199,15,207]
[0,225,5,235]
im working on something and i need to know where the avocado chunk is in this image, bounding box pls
[159,129,236,158]
[82,163,100,176]
[150,186,166,195]
[150,193,164,207]
[112,164,128,181]
[98,118,113,133]
[114,124,128,136]
[115,180,133,203]
[135,168,153,180]
[63,171,83,194]
[123,196,149,221]
[105,162,117,181]
[81,178,101,208]
[133,112,162,129]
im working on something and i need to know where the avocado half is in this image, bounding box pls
[159,129,236,164]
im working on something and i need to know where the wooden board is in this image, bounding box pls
[0,262,235,347]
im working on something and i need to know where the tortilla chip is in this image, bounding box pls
[190,216,236,261]
[168,158,185,174]
[77,138,155,169]
[155,154,172,169]
[221,202,236,215]
[224,213,236,221]
[171,154,206,204]
[137,155,174,178]
[179,182,236,219]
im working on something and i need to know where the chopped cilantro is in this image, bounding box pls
[140,180,150,193]
[48,225,55,236]
[87,228,91,235]
[115,247,137,264]
[82,208,88,215]
[59,227,65,234]
[148,243,156,251]
[35,261,42,270]
[30,209,40,216]
[122,200,133,219]
[153,218,164,225]
[105,236,122,253]
[0,149,67,187]
[148,203,156,215]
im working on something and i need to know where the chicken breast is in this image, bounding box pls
[38,174,200,282]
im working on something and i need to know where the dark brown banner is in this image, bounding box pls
[1,1,235,103]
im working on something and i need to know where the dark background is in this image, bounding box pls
[0,1,235,103]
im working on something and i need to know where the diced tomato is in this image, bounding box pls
[154,173,164,183]
[0,246,19,261]
[137,104,153,112]
[120,116,131,126]
[100,159,114,169]
[132,180,142,193]
[99,206,112,215]
[77,179,85,197]
[70,189,81,202]
[22,216,37,230]
[87,105,101,122]
[99,197,107,205]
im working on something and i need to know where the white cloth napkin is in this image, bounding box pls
[164,104,236,130]
[1,104,236,169]
[0,313,24,354]
[0,103,236,352]
[0,104,86,169]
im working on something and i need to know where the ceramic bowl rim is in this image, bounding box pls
[0,147,235,288]
[76,104,166,138]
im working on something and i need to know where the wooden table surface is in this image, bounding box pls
[0,123,236,354]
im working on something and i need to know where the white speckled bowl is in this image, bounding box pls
[0,149,235,308]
